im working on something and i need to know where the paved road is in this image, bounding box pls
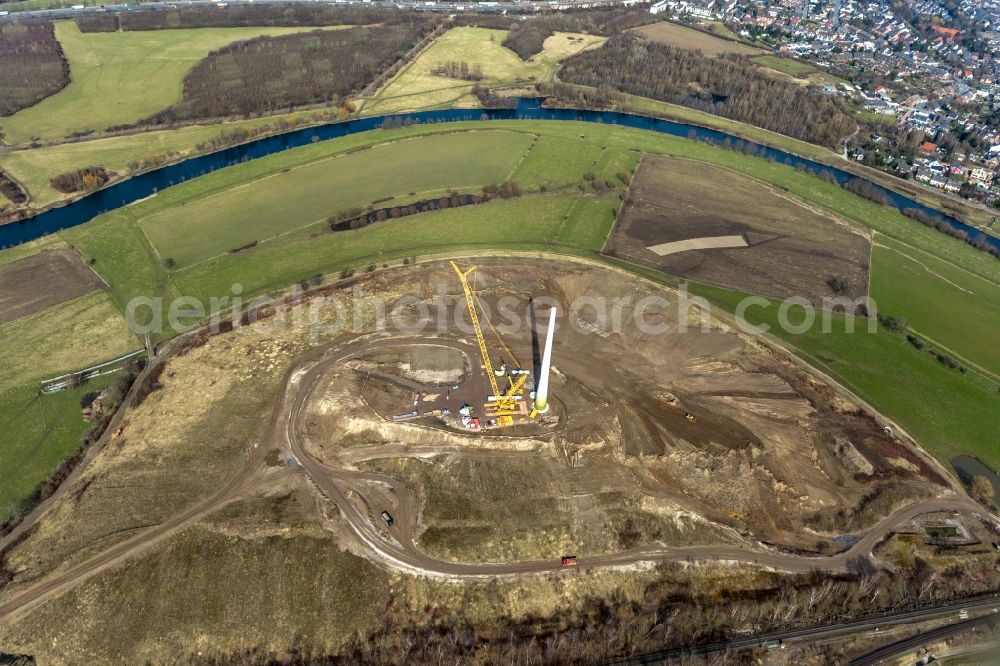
[0,329,991,625]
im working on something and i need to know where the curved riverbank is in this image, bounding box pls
[2,98,998,255]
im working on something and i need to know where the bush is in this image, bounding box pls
[902,207,1000,261]
[877,314,908,333]
[49,166,112,194]
[0,171,28,205]
[502,21,554,60]
[826,275,848,295]
[430,61,484,81]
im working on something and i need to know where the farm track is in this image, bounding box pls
[0,322,987,626]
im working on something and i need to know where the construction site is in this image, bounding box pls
[299,257,952,557]
[350,261,559,434]
[3,255,992,665]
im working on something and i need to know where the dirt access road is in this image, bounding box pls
[0,325,988,625]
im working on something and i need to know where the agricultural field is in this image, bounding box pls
[0,22,339,144]
[362,27,604,114]
[0,290,138,393]
[0,380,99,525]
[608,155,871,303]
[0,246,105,324]
[629,20,764,56]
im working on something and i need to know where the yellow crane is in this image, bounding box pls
[450,261,527,414]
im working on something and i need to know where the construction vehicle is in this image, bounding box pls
[380,511,394,527]
[451,262,529,414]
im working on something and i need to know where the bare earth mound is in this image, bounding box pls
[0,248,106,325]
[0,258,965,663]
[607,156,872,304]
[301,258,944,556]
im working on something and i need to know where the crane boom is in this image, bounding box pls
[451,261,506,408]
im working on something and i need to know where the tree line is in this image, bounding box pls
[329,183,523,232]
[559,35,858,149]
[144,22,434,123]
[0,21,69,118]
[191,554,1000,664]
[74,4,411,33]
[430,60,484,81]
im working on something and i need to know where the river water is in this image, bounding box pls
[2,98,998,253]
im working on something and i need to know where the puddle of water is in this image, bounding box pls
[952,454,1000,500]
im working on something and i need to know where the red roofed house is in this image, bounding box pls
[932,26,960,40]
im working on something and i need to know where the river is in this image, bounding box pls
[2,98,998,253]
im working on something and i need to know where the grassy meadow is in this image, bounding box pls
[362,27,604,115]
[0,112,328,209]
[140,130,535,267]
[0,376,120,525]
[630,21,763,56]
[0,22,337,144]
[751,54,817,77]
[870,234,1000,379]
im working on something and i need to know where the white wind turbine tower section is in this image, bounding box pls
[534,307,557,414]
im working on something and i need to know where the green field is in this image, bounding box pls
[0,111,328,209]
[631,21,763,56]
[140,130,535,267]
[751,54,817,77]
[870,234,1000,379]
[1,118,999,525]
[0,290,138,394]
[362,27,604,115]
[0,22,336,144]
[0,376,118,525]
